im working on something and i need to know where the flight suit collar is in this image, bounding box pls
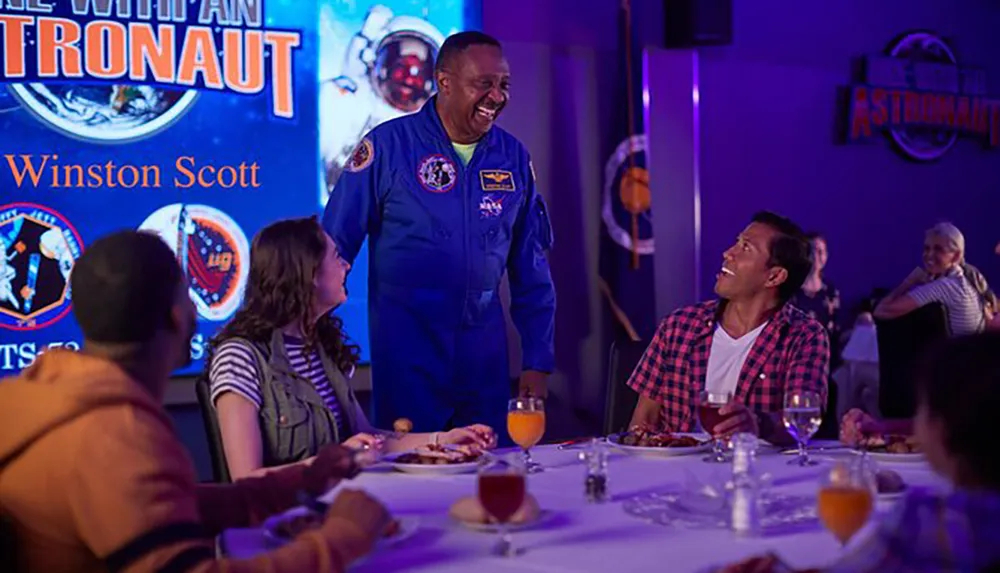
[419,95,498,149]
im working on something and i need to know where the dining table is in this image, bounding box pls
[220,440,947,573]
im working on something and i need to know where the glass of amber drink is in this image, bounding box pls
[817,460,875,547]
[477,453,527,557]
[507,397,545,473]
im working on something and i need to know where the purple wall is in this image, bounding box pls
[697,0,1000,309]
[483,0,999,421]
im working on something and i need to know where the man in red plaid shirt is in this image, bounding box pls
[628,212,829,446]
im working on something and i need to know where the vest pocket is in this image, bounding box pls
[264,401,310,428]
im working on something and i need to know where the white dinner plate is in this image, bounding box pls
[383,450,482,475]
[878,486,909,501]
[262,506,419,548]
[453,509,557,533]
[607,432,712,457]
[852,450,925,463]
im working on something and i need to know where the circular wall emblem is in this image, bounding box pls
[7,83,197,143]
[138,204,249,322]
[346,137,374,173]
[886,32,959,161]
[602,135,654,255]
[0,202,84,331]
[417,154,457,193]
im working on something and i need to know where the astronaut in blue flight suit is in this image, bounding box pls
[322,31,556,436]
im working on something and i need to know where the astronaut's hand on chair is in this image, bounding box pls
[518,370,548,399]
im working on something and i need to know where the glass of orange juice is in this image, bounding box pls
[507,397,545,473]
[817,460,875,547]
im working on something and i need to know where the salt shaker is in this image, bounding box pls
[729,432,761,537]
[581,438,609,503]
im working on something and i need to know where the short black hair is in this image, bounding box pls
[805,231,824,242]
[434,31,502,73]
[70,230,182,344]
[750,211,811,302]
[917,332,1000,488]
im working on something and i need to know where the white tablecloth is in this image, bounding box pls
[221,443,945,572]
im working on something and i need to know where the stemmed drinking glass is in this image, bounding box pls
[477,453,527,557]
[698,390,734,463]
[782,390,823,466]
[817,459,876,547]
[508,397,545,473]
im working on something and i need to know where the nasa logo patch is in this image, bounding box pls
[417,154,458,193]
[138,204,250,322]
[479,196,504,218]
[0,202,84,331]
[345,138,374,173]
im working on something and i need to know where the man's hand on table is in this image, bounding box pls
[325,488,392,539]
[714,401,759,436]
[518,370,548,398]
[302,443,363,496]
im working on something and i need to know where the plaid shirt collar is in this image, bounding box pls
[687,298,798,338]
[688,299,799,404]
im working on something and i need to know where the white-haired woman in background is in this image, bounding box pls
[874,222,995,336]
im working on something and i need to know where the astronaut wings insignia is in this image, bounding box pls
[479,169,516,192]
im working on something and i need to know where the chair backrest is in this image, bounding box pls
[875,302,949,419]
[194,375,231,483]
[603,338,650,436]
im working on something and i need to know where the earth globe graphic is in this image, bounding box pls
[7,83,198,143]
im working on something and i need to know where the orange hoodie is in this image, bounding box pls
[0,350,376,573]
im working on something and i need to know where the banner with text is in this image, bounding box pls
[0,0,318,376]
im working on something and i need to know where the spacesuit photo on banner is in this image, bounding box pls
[318,0,482,362]
[0,0,318,377]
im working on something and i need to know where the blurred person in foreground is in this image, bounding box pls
[722,332,1000,572]
[0,231,391,573]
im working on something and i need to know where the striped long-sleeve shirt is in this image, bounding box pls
[209,335,349,439]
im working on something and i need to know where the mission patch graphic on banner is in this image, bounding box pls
[479,169,515,192]
[138,204,250,322]
[1,0,303,144]
[0,203,83,331]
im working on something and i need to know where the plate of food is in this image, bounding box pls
[608,428,711,457]
[262,506,418,548]
[852,434,924,463]
[449,493,554,532]
[384,444,483,475]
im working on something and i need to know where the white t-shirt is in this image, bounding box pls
[704,322,768,396]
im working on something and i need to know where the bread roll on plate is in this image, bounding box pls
[449,493,540,526]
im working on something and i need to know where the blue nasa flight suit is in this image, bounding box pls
[322,96,556,436]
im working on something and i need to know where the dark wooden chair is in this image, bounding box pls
[874,302,949,419]
[195,375,231,483]
[602,338,650,436]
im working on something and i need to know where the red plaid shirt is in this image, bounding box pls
[627,300,829,433]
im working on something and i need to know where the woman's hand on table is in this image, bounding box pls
[343,432,386,453]
[440,424,497,450]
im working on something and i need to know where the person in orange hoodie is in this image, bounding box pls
[0,230,392,572]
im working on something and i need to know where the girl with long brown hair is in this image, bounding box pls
[207,217,494,479]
